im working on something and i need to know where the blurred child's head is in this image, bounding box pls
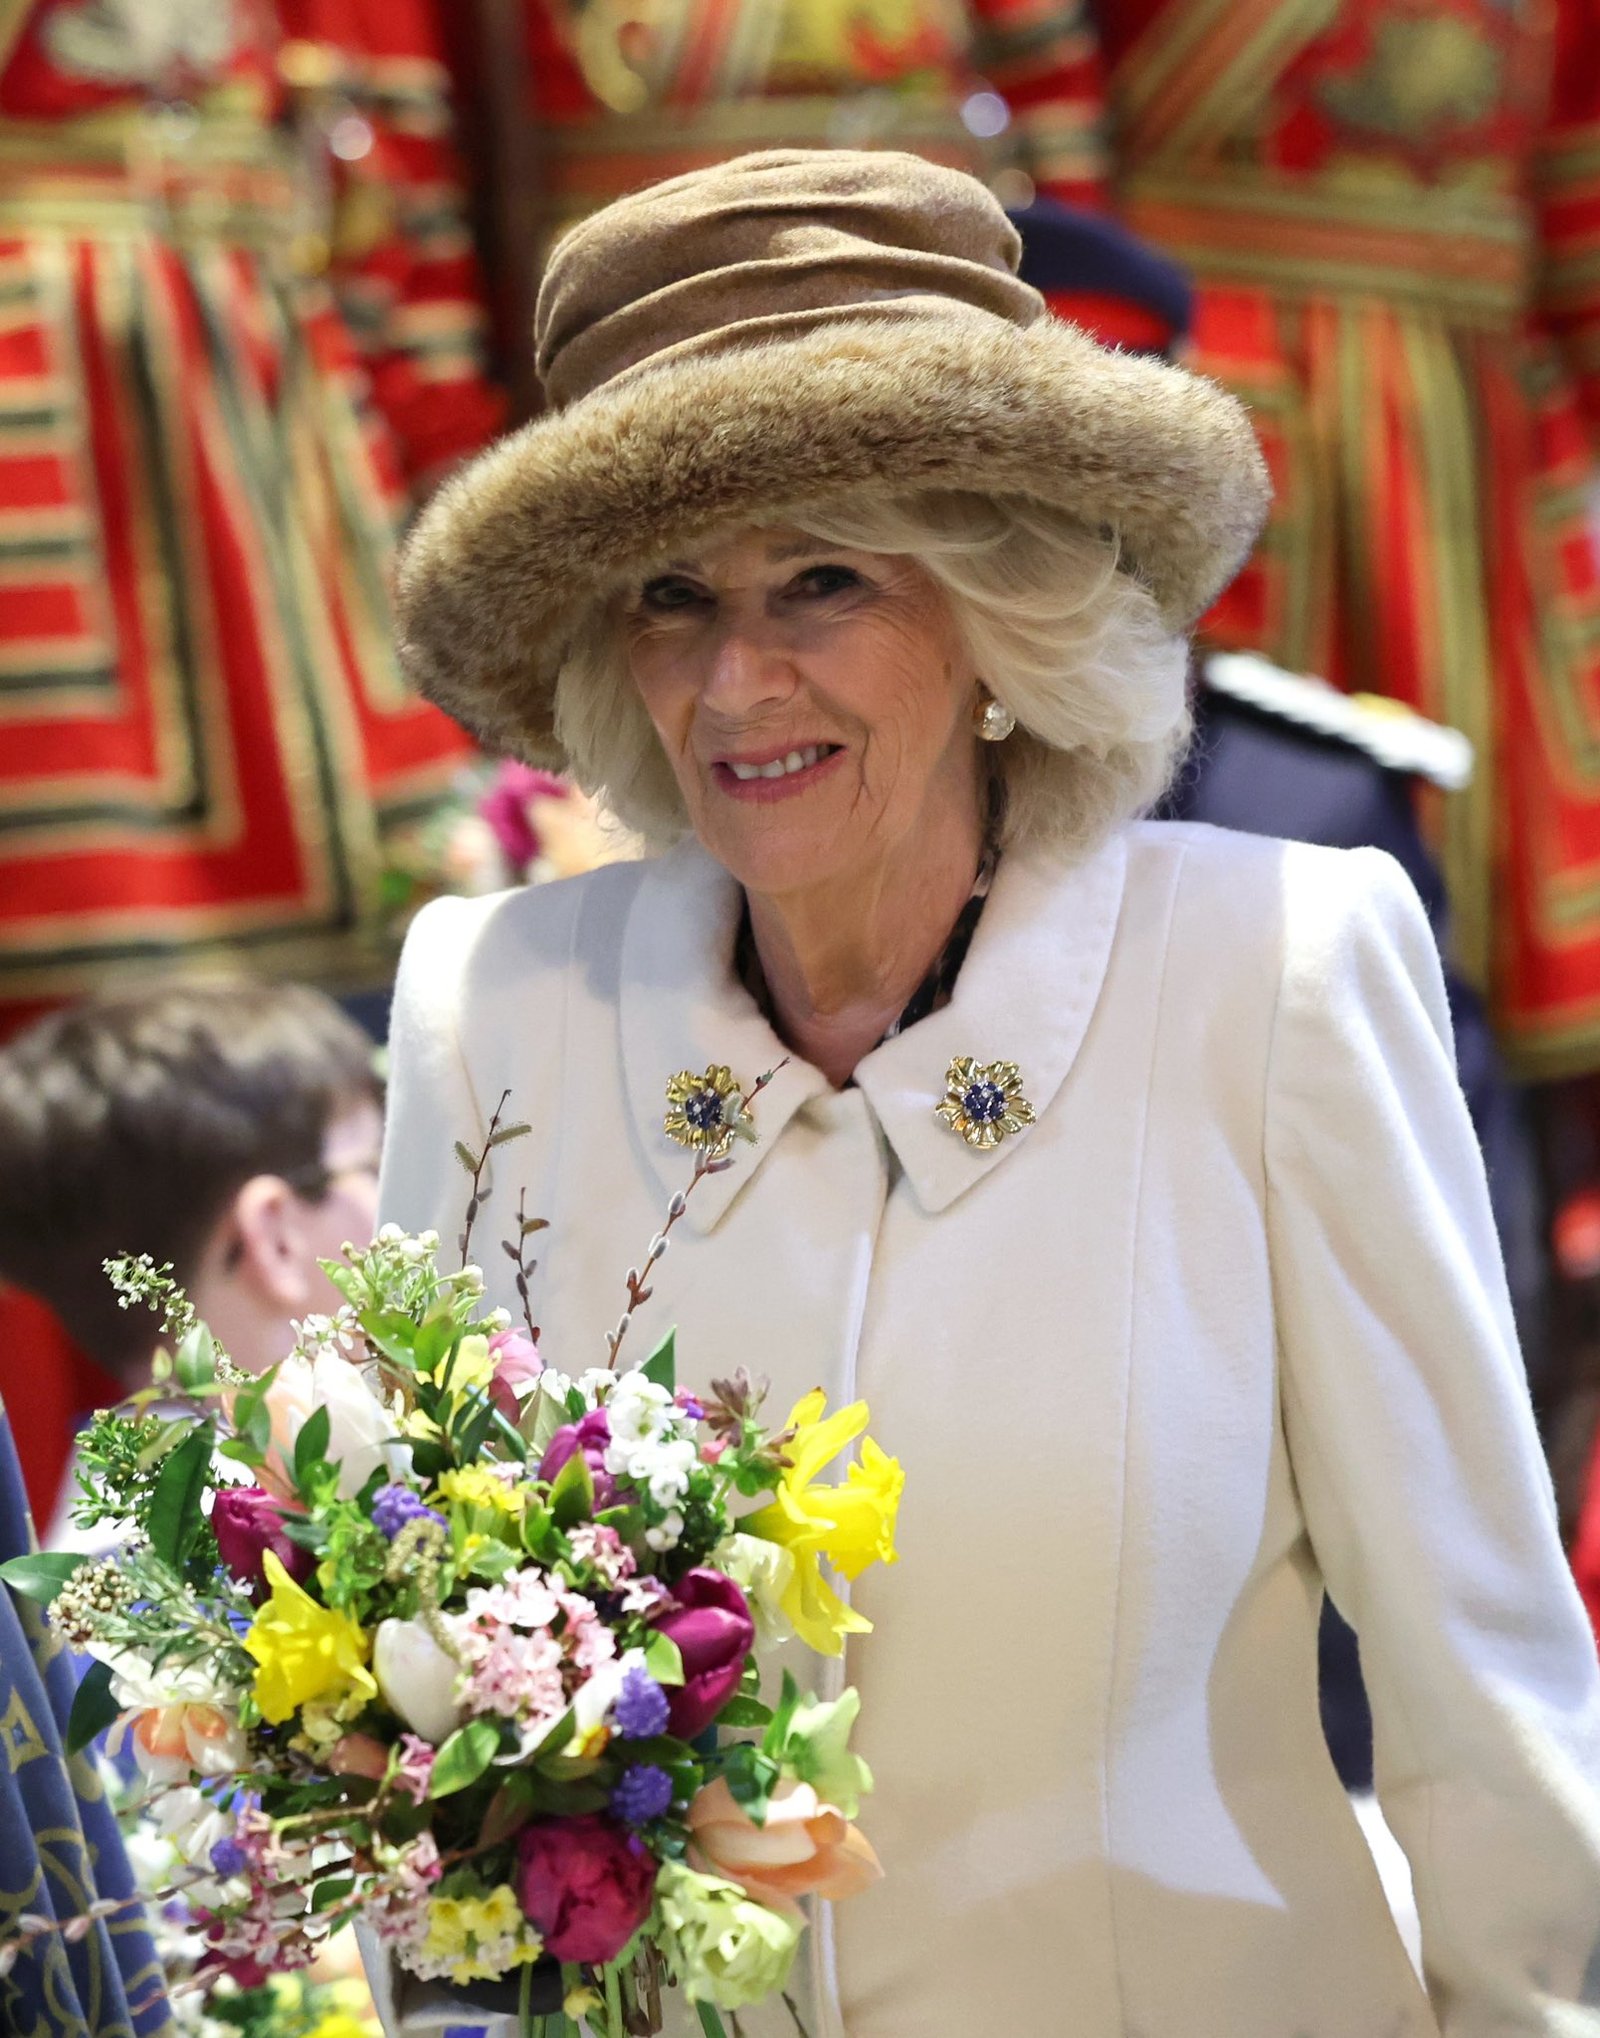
[0,980,383,1383]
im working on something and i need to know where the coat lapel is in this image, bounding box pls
[618,840,831,1235]
[854,829,1128,1212]
[618,829,1129,1231]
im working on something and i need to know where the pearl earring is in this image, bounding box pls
[976,693,1015,742]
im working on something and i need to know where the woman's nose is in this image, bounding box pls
[701,625,795,716]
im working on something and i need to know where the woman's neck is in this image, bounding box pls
[745,819,986,1088]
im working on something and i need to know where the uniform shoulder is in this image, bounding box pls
[1201,651,1473,790]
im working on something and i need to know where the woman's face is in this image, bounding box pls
[623,526,984,897]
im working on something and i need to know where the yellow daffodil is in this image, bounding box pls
[304,2015,380,2038]
[741,1392,903,1655]
[243,1551,377,1726]
[433,1466,527,1516]
[416,1885,543,1984]
[437,1334,494,1392]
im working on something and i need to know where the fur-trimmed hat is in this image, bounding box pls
[396,148,1269,764]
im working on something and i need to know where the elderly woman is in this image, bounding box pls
[377,151,1600,2037]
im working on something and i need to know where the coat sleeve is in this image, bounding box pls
[1265,844,1600,2031]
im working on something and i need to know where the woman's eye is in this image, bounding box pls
[639,577,708,613]
[791,564,864,598]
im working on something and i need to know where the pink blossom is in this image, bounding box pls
[478,763,568,876]
[458,1626,567,1723]
[556,1590,617,1677]
[618,1576,672,1618]
[392,1735,437,1806]
[463,1568,561,1635]
[488,1328,543,1418]
[371,1832,444,1951]
[567,1523,635,1586]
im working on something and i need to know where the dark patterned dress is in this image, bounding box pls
[0,1399,173,2038]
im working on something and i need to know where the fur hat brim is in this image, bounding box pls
[396,311,1270,763]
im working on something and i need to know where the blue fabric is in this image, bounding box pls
[1009,198,1194,342]
[0,1405,174,2038]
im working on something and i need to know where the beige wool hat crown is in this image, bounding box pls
[396,148,1270,762]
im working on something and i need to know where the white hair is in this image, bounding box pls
[552,490,1191,859]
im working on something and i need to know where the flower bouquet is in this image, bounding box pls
[0,1080,901,2037]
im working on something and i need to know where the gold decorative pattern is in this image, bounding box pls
[664,1064,748,1157]
[935,1056,1036,1150]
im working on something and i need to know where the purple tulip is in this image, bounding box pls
[515,1815,657,1963]
[540,1409,617,1510]
[212,1487,313,1599]
[651,1570,754,1740]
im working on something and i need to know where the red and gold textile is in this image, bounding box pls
[1092,0,1600,1075]
[522,0,1109,247]
[0,0,501,1029]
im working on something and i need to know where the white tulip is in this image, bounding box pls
[373,1619,464,1744]
[262,1350,410,1501]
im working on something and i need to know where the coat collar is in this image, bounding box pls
[618,829,1128,1231]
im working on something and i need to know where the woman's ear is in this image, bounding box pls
[226,1174,316,1312]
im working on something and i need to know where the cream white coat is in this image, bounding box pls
[377,818,1600,2038]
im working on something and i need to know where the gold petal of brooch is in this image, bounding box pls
[935,1056,1036,1150]
[664,1064,750,1158]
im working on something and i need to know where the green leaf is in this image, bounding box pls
[134,1417,190,1473]
[641,1631,684,1687]
[172,1325,218,1392]
[548,1449,593,1530]
[450,1392,498,1465]
[412,1318,458,1380]
[537,1751,602,1783]
[463,1537,518,1582]
[642,1330,676,1394]
[0,1552,85,1605]
[310,1876,356,1914]
[478,1773,537,1849]
[149,1425,214,1571]
[714,1695,772,1729]
[231,1376,274,1460]
[720,1742,778,1827]
[66,1659,121,1755]
[428,1717,501,1798]
[293,1403,332,1494]
[527,1706,575,1761]
[763,1669,803,1755]
[407,1438,451,1485]
[358,1310,421,1372]
[216,1437,264,1468]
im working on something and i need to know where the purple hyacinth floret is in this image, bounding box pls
[614,1667,669,1740]
[209,1836,248,1878]
[372,1484,444,1541]
[611,1764,674,1826]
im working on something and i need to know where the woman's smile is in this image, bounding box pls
[710,743,847,801]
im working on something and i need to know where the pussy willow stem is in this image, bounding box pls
[605,1063,786,1369]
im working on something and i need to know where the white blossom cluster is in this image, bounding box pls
[601,1372,699,1550]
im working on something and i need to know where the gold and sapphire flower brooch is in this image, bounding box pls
[935,1056,1035,1150]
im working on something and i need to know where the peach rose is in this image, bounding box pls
[131,1703,249,1785]
[686,1776,881,1922]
